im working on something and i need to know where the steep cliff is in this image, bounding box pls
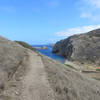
[52,28,100,65]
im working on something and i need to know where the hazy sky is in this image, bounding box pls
[0,0,100,44]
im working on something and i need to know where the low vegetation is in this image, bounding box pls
[65,64,77,70]
[15,41,36,51]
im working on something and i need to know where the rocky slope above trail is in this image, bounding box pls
[0,36,100,100]
[52,28,100,65]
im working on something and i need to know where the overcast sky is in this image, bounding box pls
[0,0,100,44]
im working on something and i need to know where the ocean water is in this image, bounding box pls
[32,45,65,63]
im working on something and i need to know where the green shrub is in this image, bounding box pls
[65,64,77,70]
[96,69,100,71]
[15,41,36,51]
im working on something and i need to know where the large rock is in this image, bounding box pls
[52,28,100,65]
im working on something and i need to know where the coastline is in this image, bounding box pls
[33,45,65,63]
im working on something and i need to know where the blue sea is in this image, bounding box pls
[32,45,65,63]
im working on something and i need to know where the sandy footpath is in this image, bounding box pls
[19,51,55,100]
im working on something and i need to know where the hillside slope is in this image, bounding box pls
[52,28,100,65]
[0,36,27,91]
[0,36,100,100]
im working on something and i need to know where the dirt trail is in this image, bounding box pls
[20,51,55,100]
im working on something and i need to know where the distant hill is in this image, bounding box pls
[52,28,100,65]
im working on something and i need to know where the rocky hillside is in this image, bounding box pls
[52,28,100,65]
[0,36,100,100]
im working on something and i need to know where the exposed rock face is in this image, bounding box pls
[52,28,100,65]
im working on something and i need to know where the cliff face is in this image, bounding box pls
[52,29,100,65]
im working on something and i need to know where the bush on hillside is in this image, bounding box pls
[15,41,36,51]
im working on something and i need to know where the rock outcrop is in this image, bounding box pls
[42,46,48,50]
[52,28,100,65]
